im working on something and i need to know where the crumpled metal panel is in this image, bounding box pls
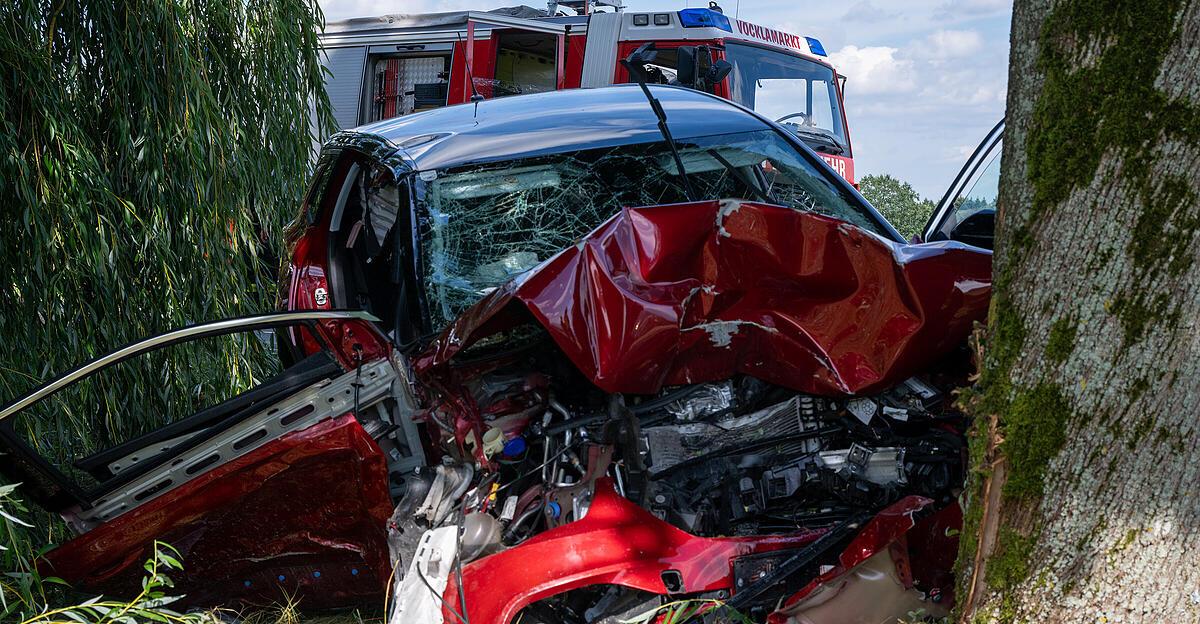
[41,415,394,609]
[768,498,959,623]
[416,199,991,396]
[441,479,942,624]
[441,478,827,624]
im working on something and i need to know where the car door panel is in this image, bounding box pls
[71,351,340,484]
[41,413,393,608]
[0,311,401,608]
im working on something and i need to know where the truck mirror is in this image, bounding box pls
[623,42,659,84]
[675,46,699,88]
[707,59,732,85]
[673,46,729,92]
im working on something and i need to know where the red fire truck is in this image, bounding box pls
[319,1,856,182]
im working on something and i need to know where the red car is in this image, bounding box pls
[1,87,1000,623]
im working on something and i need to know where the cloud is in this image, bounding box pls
[921,29,984,59]
[829,45,917,95]
[938,0,1013,17]
[840,1,900,24]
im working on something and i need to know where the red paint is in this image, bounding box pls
[285,156,391,368]
[555,32,566,90]
[902,501,963,604]
[416,200,991,397]
[463,21,475,103]
[42,415,395,609]
[564,34,587,89]
[767,497,956,623]
[442,479,826,623]
[447,38,498,104]
[614,39,724,85]
[444,480,947,624]
[731,19,810,56]
[819,154,854,185]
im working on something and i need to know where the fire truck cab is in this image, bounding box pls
[319,1,856,182]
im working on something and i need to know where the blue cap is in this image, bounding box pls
[502,436,527,457]
[546,501,562,519]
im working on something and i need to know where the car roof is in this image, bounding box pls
[343,85,773,171]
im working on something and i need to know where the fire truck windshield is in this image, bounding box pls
[724,43,849,157]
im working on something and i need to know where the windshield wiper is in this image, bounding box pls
[706,149,780,205]
[789,126,846,155]
[620,43,698,202]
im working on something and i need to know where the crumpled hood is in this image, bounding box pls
[415,199,991,396]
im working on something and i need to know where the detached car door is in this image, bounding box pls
[0,311,401,608]
[923,119,1004,250]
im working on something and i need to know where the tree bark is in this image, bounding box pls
[959,0,1200,622]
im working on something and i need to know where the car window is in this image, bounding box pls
[416,129,884,326]
[928,133,1002,245]
[950,146,1000,225]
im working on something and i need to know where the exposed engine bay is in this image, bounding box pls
[371,200,989,624]
[385,330,968,624]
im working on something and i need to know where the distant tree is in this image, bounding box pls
[857,174,935,240]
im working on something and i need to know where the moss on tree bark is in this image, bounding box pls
[957,0,1200,621]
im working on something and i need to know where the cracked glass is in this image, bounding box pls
[417,129,883,327]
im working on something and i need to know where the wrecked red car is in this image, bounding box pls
[0,87,998,623]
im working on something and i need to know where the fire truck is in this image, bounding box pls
[319,1,856,182]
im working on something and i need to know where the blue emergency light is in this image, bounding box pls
[678,8,732,32]
[805,36,827,56]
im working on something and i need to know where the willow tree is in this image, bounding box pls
[0,1,331,489]
[958,0,1200,621]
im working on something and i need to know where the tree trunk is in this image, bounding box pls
[957,0,1200,622]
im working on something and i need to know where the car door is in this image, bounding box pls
[923,119,1004,250]
[0,311,412,609]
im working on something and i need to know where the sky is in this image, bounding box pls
[317,0,1012,200]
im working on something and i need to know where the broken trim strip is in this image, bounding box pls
[0,311,380,423]
[726,512,870,611]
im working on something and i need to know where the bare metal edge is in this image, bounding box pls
[0,310,380,423]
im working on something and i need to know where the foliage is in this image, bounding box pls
[2,485,220,624]
[0,0,332,531]
[857,174,936,240]
[620,598,753,624]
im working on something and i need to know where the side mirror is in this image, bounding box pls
[673,46,730,92]
[706,59,732,86]
[948,209,995,250]
[675,46,698,88]
[622,42,659,84]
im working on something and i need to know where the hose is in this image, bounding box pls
[503,501,545,544]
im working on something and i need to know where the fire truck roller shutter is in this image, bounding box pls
[581,11,621,88]
[322,45,368,131]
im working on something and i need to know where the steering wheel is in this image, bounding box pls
[775,112,809,125]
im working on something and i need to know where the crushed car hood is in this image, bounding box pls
[415,199,991,396]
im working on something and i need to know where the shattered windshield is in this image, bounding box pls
[416,129,883,327]
[725,43,849,156]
